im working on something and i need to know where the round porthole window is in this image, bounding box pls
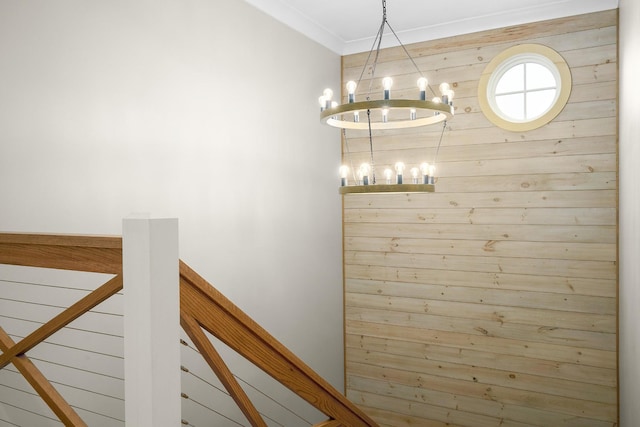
[478,44,571,132]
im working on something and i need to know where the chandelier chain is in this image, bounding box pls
[365,19,386,99]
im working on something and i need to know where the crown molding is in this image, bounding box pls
[245,0,619,56]
[243,0,345,54]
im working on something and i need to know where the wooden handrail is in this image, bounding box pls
[180,260,379,427]
[0,232,122,274]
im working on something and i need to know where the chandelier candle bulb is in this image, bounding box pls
[395,162,405,184]
[410,108,417,120]
[439,82,451,104]
[446,89,455,105]
[346,81,357,103]
[429,164,436,184]
[420,162,430,184]
[382,77,393,100]
[354,110,360,122]
[318,95,327,112]
[382,108,389,123]
[417,77,428,100]
[360,163,371,185]
[339,165,349,186]
[410,167,420,184]
[323,88,333,110]
[384,168,393,184]
[432,96,441,115]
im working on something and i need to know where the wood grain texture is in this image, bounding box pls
[342,10,618,427]
[313,421,343,427]
[0,233,122,274]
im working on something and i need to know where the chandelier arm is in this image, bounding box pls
[384,20,437,97]
[342,129,358,184]
[357,26,382,88]
[358,5,388,87]
[432,120,447,166]
[366,20,387,99]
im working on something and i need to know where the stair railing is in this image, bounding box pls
[0,232,123,426]
[0,227,378,427]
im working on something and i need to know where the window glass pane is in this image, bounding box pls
[495,64,524,94]
[526,63,556,90]
[526,89,556,119]
[496,93,525,120]
[481,44,571,130]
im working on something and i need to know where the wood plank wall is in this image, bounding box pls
[342,10,618,427]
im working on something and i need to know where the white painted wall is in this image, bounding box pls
[618,1,640,425]
[0,0,342,422]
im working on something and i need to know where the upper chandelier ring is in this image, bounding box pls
[320,99,454,130]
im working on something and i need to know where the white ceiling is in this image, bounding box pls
[244,0,619,55]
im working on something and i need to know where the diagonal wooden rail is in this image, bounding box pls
[0,274,123,370]
[180,260,379,427]
[0,232,378,427]
[0,327,88,426]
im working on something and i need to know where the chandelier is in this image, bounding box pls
[318,0,454,194]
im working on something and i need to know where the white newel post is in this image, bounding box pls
[122,216,180,426]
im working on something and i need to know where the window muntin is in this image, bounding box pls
[491,55,560,122]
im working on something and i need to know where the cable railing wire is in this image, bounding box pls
[0,278,117,293]
[0,416,21,426]
[181,392,247,427]
[180,339,315,426]
[0,314,124,339]
[2,367,123,403]
[1,361,124,425]
[0,397,64,425]
[4,331,124,362]
[181,365,284,427]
